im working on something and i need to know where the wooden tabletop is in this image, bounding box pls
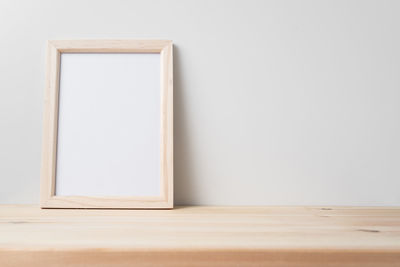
[0,205,399,266]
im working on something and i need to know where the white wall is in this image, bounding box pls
[0,0,399,206]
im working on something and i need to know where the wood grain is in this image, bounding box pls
[40,41,60,202]
[48,39,171,52]
[160,43,173,207]
[0,205,399,266]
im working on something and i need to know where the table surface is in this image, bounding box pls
[0,205,399,266]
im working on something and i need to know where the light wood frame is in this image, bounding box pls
[40,40,173,209]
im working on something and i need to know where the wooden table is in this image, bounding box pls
[0,205,399,266]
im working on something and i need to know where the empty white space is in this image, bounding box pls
[55,53,161,197]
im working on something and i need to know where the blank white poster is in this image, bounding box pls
[55,53,161,197]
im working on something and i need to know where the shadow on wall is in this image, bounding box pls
[173,45,196,206]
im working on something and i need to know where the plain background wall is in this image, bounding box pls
[0,0,399,206]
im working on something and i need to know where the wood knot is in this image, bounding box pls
[357,229,380,233]
[9,221,28,224]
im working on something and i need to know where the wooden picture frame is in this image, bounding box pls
[40,40,173,209]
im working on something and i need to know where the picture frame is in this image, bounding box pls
[40,40,173,209]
